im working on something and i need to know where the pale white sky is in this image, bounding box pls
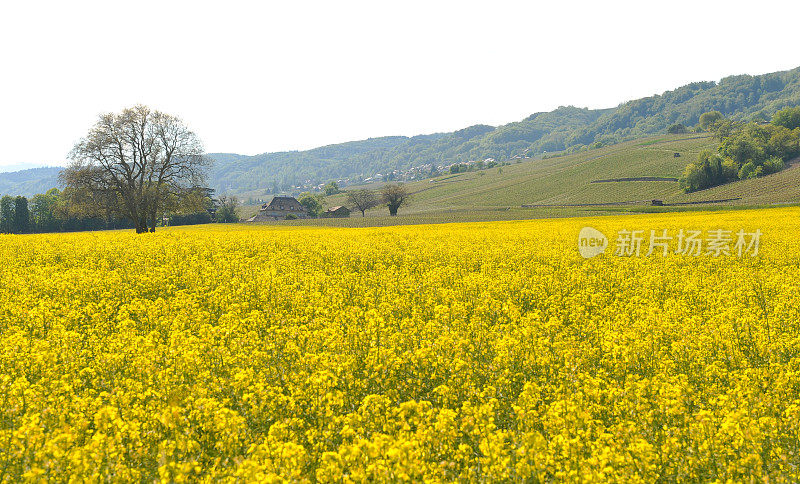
[1,0,799,168]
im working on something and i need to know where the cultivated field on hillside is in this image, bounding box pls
[1,208,799,481]
[284,134,800,225]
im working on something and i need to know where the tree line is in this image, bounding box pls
[0,188,133,234]
[679,107,800,192]
[0,187,238,235]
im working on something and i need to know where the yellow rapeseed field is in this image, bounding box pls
[1,207,799,482]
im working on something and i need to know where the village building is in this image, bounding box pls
[322,206,351,218]
[246,196,308,221]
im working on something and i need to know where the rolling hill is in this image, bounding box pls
[209,65,800,196]
[3,66,800,201]
[0,167,62,198]
[261,132,799,226]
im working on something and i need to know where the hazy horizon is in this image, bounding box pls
[2,0,800,167]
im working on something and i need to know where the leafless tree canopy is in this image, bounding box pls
[380,184,410,216]
[62,105,209,233]
[346,188,378,217]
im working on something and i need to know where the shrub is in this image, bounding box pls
[667,123,688,134]
[762,157,785,175]
[738,162,758,179]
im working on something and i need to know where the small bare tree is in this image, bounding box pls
[62,105,209,233]
[380,184,411,216]
[346,188,378,217]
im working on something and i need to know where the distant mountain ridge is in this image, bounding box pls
[2,66,800,197]
[0,167,62,197]
[206,66,800,196]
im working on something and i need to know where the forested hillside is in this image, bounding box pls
[208,66,800,195]
[0,167,62,198]
[3,66,800,197]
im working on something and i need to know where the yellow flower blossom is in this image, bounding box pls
[0,207,798,481]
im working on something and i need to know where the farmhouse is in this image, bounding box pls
[323,206,351,218]
[246,196,308,221]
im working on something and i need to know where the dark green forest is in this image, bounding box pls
[4,66,800,197]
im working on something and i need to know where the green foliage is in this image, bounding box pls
[681,109,800,192]
[12,196,30,234]
[30,188,61,232]
[323,181,341,196]
[6,68,800,199]
[762,157,785,175]
[298,192,324,217]
[719,130,765,165]
[679,150,734,192]
[699,111,723,130]
[0,184,218,233]
[314,134,800,221]
[203,67,800,196]
[215,196,240,223]
[0,195,14,233]
[0,167,61,198]
[738,162,760,179]
[667,123,688,134]
[1,189,142,233]
[772,106,800,130]
[710,119,743,140]
[170,212,212,226]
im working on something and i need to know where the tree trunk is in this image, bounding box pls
[132,212,146,234]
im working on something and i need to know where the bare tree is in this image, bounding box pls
[380,184,411,216]
[62,105,209,233]
[346,188,378,217]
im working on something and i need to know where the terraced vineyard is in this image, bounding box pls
[299,134,800,225]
